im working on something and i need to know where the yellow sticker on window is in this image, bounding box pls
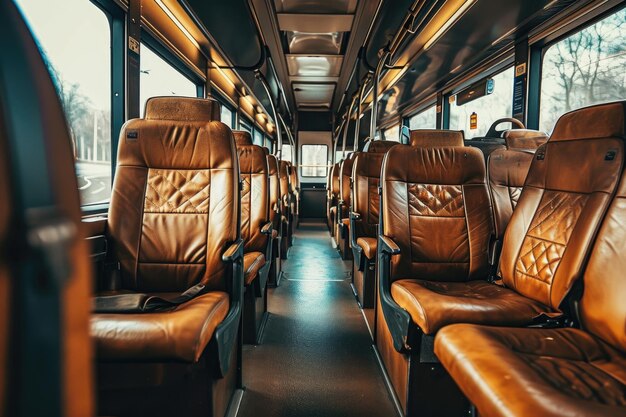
[470,112,478,130]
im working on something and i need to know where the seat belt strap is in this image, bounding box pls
[93,283,206,313]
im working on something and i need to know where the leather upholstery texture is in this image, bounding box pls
[233,131,270,259]
[381,144,492,282]
[410,129,464,147]
[499,102,625,310]
[352,142,399,258]
[434,101,626,417]
[94,97,239,366]
[435,325,626,417]
[106,99,239,293]
[391,280,548,334]
[244,252,266,286]
[145,96,221,122]
[489,129,549,238]
[357,237,377,260]
[364,140,400,153]
[92,291,229,362]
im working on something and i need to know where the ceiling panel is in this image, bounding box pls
[278,14,354,32]
[286,31,343,54]
[274,0,358,14]
[293,83,336,108]
[287,55,343,77]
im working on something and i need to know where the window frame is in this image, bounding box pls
[300,144,329,178]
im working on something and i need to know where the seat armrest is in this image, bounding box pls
[377,235,411,353]
[380,235,400,255]
[222,239,244,262]
[350,212,364,270]
[215,238,244,378]
[261,221,273,235]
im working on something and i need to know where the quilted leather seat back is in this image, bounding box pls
[489,129,548,239]
[500,102,626,310]
[353,142,400,240]
[108,97,239,292]
[382,143,492,283]
[233,131,270,253]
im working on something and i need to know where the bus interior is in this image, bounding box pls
[1,0,626,416]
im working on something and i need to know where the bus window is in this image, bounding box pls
[16,0,113,206]
[409,105,437,130]
[239,118,253,134]
[221,105,234,128]
[139,43,197,117]
[383,125,400,142]
[282,144,293,162]
[301,144,328,177]
[449,67,514,138]
[540,8,626,132]
[253,128,264,146]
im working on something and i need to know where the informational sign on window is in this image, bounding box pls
[470,112,478,130]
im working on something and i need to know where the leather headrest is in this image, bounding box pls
[365,140,399,153]
[262,147,270,155]
[144,97,221,122]
[503,129,548,150]
[233,130,253,146]
[410,129,464,147]
[550,101,626,142]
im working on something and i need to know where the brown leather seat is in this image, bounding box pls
[489,129,548,240]
[233,131,271,343]
[382,103,625,339]
[327,162,340,233]
[351,140,400,307]
[92,97,242,417]
[1,6,94,415]
[279,160,292,258]
[435,101,626,417]
[336,153,357,259]
[380,130,493,337]
[233,131,270,288]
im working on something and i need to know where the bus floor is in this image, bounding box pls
[237,220,397,417]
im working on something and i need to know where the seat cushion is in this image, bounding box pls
[91,291,229,362]
[391,279,551,334]
[244,251,265,285]
[357,237,377,260]
[435,325,626,417]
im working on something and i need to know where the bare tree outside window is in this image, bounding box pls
[409,106,437,130]
[540,8,626,132]
[17,0,112,205]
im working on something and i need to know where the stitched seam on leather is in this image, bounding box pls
[145,169,210,213]
[137,170,150,289]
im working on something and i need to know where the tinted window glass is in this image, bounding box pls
[140,43,197,117]
[540,8,626,132]
[409,106,437,130]
[449,67,514,138]
[17,0,113,206]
